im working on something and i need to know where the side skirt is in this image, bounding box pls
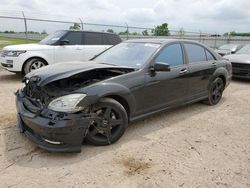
[129,95,208,123]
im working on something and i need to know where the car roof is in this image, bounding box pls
[124,38,222,60]
[60,30,118,35]
[125,38,204,45]
[220,43,241,46]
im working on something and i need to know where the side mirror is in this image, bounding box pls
[152,62,171,72]
[59,39,69,45]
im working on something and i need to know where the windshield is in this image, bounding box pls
[94,42,161,69]
[39,30,67,45]
[236,45,250,55]
[219,44,237,51]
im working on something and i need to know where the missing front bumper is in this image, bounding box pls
[16,90,91,153]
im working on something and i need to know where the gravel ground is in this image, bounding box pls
[0,70,249,188]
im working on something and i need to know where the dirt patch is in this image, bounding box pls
[0,70,249,187]
[0,113,16,126]
[121,157,152,176]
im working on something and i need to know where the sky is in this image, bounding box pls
[0,0,249,34]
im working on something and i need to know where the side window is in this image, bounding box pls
[84,33,103,45]
[184,43,206,63]
[102,34,110,45]
[155,43,184,67]
[205,50,215,61]
[63,32,82,45]
[107,35,121,45]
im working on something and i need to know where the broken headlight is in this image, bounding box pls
[48,94,86,113]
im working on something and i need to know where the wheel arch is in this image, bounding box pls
[104,95,130,119]
[22,56,48,74]
[82,82,136,120]
[218,75,226,88]
[208,67,228,90]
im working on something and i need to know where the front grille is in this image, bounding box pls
[231,62,250,70]
[231,62,250,77]
[6,60,13,64]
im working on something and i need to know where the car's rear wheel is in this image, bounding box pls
[85,98,128,146]
[205,77,224,105]
[24,58,46,75]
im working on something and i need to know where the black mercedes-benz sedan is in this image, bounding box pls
[15,39,232,152]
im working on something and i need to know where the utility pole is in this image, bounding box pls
[125,22,129,40]
[79,18,83,30]
[22,11,28,41]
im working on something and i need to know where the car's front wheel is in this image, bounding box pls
[206,77,224,105]
[24,58,47,75]
[85,98,128,146]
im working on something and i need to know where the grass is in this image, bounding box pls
[0,37,39,49]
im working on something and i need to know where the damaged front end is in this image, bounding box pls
[15,66,134,152]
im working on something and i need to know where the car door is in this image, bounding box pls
[183,43,217,98]
[54,31,83,63]
[81,32,111,61]
[143,43,189,113]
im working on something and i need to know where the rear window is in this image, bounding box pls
[106,34,121,45]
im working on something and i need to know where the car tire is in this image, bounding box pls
[24,58,46,75]
[205,77,224,105]
[85,98,128,146]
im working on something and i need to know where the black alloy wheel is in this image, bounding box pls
[206,77,224,105]
[85,98,128,146]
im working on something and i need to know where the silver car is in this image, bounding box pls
[224,44,250,79]
[215,44,243,56]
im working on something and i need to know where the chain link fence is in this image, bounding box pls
[1,10,250,49]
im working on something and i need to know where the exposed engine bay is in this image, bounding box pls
[44,68,134,92]
[22,67,134,110]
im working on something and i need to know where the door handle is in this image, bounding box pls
[179,68,187,74]
[212,62,217,66]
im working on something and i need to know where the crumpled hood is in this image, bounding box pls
[25,61,134,86]
[224,54,250,64]
[3,43,53,51]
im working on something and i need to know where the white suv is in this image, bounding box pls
[0,30,121,75]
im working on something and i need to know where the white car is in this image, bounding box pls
[215,44,243,56]
[224,44,250,79]
[0,30,121,75]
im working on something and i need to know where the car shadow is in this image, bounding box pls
[0,70,22,83]
[1,97,226,169]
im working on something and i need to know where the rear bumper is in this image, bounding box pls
[16,90,91,152]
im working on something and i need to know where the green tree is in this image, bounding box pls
[41,30,47,35]
[142,30,149,36]
[230,31,236,36]
[69,23,81,30]
[152,23,170,36]
[107,29,114,33]
[118,30,129,35]
[132,32,139,35]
